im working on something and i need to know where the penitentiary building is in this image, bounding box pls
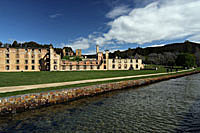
[0,45,144,72]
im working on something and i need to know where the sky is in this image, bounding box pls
[0,0,200,54]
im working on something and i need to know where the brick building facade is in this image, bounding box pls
[0,45,144,72]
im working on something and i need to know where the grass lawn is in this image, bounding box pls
[0,68,168,87]
[0,68,198,98]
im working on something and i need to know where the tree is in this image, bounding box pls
[12,40,20,47]
[194,47,200,67]
[176,53,196,68]
[114,50,121,57]
[0,41,2,47]
[163,52,177,66]
[126,48,132,58]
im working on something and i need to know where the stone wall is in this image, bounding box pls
[0,71,199,116]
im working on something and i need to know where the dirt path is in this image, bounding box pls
[0,69,193,93]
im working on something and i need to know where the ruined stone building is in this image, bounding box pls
[0,45,144,72]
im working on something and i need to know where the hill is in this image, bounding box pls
[111,40,200,66]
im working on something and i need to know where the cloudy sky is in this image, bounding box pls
[0,0,200,54]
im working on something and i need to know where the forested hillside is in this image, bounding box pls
[110,41,200,66]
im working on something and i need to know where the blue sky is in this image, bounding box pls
[0,0,200,54]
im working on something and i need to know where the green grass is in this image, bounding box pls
[0,68,198,98]
[0,68,167,87]
[0,74,171,97]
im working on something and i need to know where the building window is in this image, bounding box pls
[54,65,57,70]
[25,49,28,52]
[6,54,9,58]
[124,64,127,69]
[25,60,28,64]
[70,65,73,70]
[6,65,9,70]
[32,60,35,64]
[112,59,115,63]
[6,59,9,64]
[118,64,121,69]
[16,66,20,70]
[130,65,133,70]
[136,59,138,63]
[112,64,115,69]
[90,65,93,70]
[6,48,9,52]
[130,59,133,63]
[124,59,127,63]
[62,66,66,70]
[16,60,20,64]
[84,65,87,70]
[104,65,106,69]
[136,64,139,69]
[76,65,80,70]
[39,49,41,53]
[31,54,35,58]
[97,65,100,69]
[54,60,57,64]
[104,60,106,64]
[32,49,34,52]
[16,54,19,58]
[32,65,35,70]
[25,66,28,70]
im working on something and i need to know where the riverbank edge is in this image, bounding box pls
[0,70,199,116]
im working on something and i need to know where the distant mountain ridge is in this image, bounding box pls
[110,40,200,58]
[107,40,200,66]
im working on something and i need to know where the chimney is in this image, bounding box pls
[105,50,109,59]
[63,48,66,57]
[96,45,99,54]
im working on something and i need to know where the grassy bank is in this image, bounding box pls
[0,68,167,87]
[0,68,198,98]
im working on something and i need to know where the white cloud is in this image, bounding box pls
[49,13,62,19]
[65,0,200,51]
[63,37,90,50]
[106,5,131,19]
[148,44,166,47]
[103,0,200,44]
[188,34,200,43]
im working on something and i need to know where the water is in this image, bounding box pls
[0,74,200,133]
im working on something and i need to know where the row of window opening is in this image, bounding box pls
[6,59,40,64]
[112,59,138,63]
[5,65,38,70]
[6,48,42,53]
[5,54,42,58]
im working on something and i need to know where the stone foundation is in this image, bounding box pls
[0,71,199,116]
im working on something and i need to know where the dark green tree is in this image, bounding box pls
[0,41,2,47]
[176,53,196,68]
[194,47,200,67]
[12,40,20,47]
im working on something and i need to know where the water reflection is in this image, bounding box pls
[0,74,200,132]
